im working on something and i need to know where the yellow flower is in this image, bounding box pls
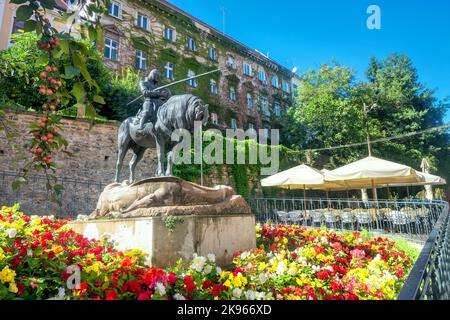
[9,282,18,294]
[258,262,267,271]
[0,266,16,283]
[85,262,104,275]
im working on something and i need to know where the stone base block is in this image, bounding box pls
[68,214,256,268]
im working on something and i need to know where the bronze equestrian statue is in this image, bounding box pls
[114,68,211,183]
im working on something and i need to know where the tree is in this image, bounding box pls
[0,0,109,198]
[288,55,449,178]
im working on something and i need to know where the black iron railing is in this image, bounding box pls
[397,201,450,300]
[0,170,106,218]
[246,197,447,240]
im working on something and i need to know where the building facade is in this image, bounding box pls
[1,0,298,130]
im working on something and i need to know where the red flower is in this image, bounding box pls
[126,280,143,294]
[184,275,196,292]
[317,270,332,281]
[106,290,118,300]
[396,268,405,278]
[211,284,221,297]
[167,272,178,285]
[202,279,212,290]
[138,291,152,300]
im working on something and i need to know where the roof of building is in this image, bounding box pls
[154,0,294,77]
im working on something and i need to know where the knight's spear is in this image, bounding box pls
[126,69,221,106]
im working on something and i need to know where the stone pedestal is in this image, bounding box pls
[69,214,256,268]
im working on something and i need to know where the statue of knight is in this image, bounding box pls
[137,69,171,131]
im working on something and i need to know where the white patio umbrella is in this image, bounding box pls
[324,156,424,201]
[384,171,446,187]
[261,164,346,212]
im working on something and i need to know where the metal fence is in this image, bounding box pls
[398,200,450,300]
[0,170,106,218]
[246,197,448,240]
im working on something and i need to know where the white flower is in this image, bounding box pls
[276,261,286,275]
[245,290,256,300]
[232,288,242,298]
[311,265,320,274]
[324,266,334,272]
[216,267,222,274]
[155,282,166,296]
[204,265,212,275]
[240,251,249,259]
[374,254,382,261]
[259,273,267,285]
[191,256,207,272]
[57,287,65,298]
[358,237,363,244]
[320,236,328,244]
[7,228,17,238]
[173,293,186,300]
[27,249,33,257]
[287,267,296,276]
[207,253,216,262]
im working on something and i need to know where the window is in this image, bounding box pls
[229,86,236,101]
[108,1,121,18]
[187,70,197,87]
[243,63,253,76]
[210,79,218,95]
[271,76,279,88]
[246,93,253,108]
[136,14,149,30]
[209,47,216,61]
[292,84,298,96]
[104,38,118,60]
[164,62,173,79]
[282,81,290,93]
[211,113,219,125]
[261,96,270,116]
[226,56,236,69]
[187,37,196,51]
[231,118,238,130]
[135,50,147,70]
[274,102,281,117]
[258,69,266,83]
[164,27,175,41]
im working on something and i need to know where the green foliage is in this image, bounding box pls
[0,32,111,118]
[100,68,142,121]
[162,215,184,233]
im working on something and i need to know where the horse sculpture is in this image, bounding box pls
[114,94,209,183]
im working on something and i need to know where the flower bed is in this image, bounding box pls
[0,205,413,300]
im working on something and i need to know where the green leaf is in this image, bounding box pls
[9,0,28,4]
[93,95,105,104]
[85,103,97,117]
[64,65,80,78]
[60,39,69,54]
[23,20,37,32]
[34,53,48,67]
[71,82,86,103]
[15,5,33,22]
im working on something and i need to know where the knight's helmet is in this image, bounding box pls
[147,69,161,83]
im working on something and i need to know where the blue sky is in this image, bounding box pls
[168,0,450,122]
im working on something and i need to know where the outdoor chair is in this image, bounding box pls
[310,210,324,228]
[276,211,290,224]
[288,211,303,225]
[353,210,373,231]
[339,212,355,230]
[323,211,338,229]
[387,210,416,235]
